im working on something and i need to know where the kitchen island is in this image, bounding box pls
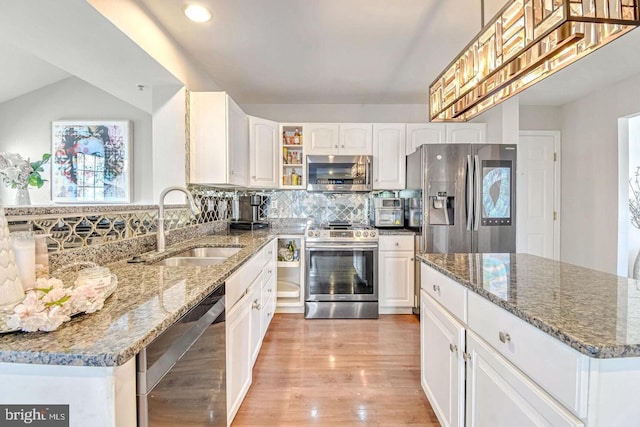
[418,253,640,427]
[0,229,298,426]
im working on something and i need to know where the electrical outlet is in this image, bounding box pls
[271,200,278,209]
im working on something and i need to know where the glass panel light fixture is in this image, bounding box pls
[429,0,640,121]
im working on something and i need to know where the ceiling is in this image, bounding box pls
[1,0,639,110]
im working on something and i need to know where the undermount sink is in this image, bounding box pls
[152,246,243,267]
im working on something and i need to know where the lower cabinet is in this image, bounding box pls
[226,281,253,425]
[226,239,278,426]
[379,235,414,313]
[420,290,465,427]
[466,332,583,427]
[420,264,584,427]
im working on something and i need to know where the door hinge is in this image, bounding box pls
[553,211,557,221]
[553,152,557,162]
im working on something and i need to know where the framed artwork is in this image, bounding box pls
[51,121,132,203]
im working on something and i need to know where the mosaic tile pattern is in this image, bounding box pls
[265,190,371,224]
[5,192,230,253]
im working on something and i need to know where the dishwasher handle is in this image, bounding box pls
[137,290,226,395]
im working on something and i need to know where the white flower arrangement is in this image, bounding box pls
[6,277,111,332]
[0,152,51,189]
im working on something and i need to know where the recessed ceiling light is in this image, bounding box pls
[184,4,212,23]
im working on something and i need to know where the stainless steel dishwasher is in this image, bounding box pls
[137,284,226,426]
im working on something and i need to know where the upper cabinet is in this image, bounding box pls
[306,124,339,155]
[373,124,406,190]
[339,123,373,155]
[406,124,445,155]
[406,123,487,154]
[446,123,486,144]
[190,92,249,186]
[249,116,279,188]
[280,124,306,189]
[307,123,373,155]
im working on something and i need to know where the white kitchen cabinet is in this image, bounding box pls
[339,123,373,155]
[249,116,279,188]
[445,123,486,144]
[406,123,445,155]
[306,123,339,155]
[280,124,306,189]
[226,279,253,426]
[466,331,583,427]
[379,235,414,313]
[276,236,305,313]
[305,123,372,155]
[373,123,406,190]
[190,91,249,187]
[421,290,465,427]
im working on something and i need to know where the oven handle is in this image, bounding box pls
[305,244,379,250]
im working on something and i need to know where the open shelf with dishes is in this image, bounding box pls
[280,124,306,189]
[275,236,304,312]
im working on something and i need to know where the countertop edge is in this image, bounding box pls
[418,255,640,359]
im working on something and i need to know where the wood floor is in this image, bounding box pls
[232,314,441,426]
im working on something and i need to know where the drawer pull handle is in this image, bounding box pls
[499,331,511,343]
[449,343,457,353]
[252,299,261,310]
[395,242,399,247]
[432,284,441,292]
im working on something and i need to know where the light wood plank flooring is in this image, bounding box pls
[233,314,440,426]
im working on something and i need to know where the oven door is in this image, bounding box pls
[305,243,378,302]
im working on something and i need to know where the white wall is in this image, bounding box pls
[0,77,153,205]
[240,103,429,123]
[519,105,564,131]
[627,116,640,276]
[561,71,640,274]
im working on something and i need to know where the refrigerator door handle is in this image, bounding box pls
[466,155,473,231]
[474,154,481,231]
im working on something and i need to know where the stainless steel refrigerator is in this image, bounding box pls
[407,143,517,314]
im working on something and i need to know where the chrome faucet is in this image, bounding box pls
[157,186,201,252]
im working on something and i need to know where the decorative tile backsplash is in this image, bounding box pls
[265,190,370,224]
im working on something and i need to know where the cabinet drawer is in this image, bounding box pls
[226,252,263,309]
[379,235,414,251]
[468,292,589,418]
[421,263,467,322]
[262,240,276,266]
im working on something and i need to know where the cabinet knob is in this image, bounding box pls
[410,258,414,262]
[449,343,458,353]
[432,284,440,292]
[251,175,256,179]
[395,242,399,247]
[499,331,511,343]
[341,145,345,148]
[252,299,261,310]
[334,145,338,148]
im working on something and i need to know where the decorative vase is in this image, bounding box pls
[634,250,640,280]
[14,188,31,206]
[0,207,24,309]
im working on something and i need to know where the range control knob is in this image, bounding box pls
[370,231,376,238]
[308,231,313,237]
[314,231,320,237]
[355,231,362,237]
[363,231,369,237]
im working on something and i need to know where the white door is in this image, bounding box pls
[250,276,263,365]
[227,96,249,186]
[517,131,560,259]
[379,251,414,307]
[249,116,279,188]
[466,332,583,427]
[373,123,406,190]
[406,123,445,155]
[339,123,373,155]
[306,124,339,155]
[421,291,465,427]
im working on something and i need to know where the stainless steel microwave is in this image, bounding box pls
[306,155,372,192]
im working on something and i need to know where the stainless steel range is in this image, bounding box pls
[304,222,378,319]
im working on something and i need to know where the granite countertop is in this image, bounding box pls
[419,253,640,359]
[376,228,416,235]
[0,228,301,367]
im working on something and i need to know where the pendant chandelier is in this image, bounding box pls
[429,0,640,122]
